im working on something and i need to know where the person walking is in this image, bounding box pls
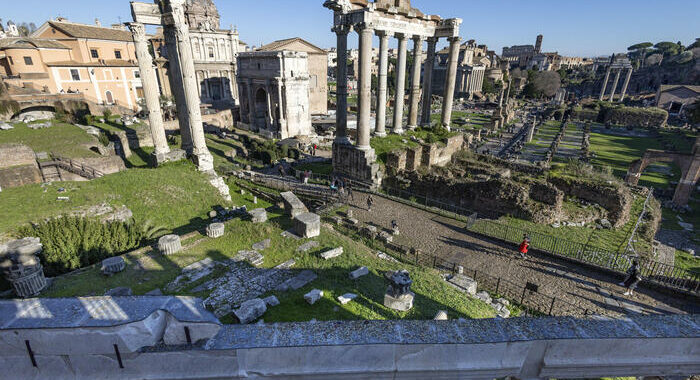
[518,235,530,259]
[367,194,374,212]
[346,180,354,202]
[619,259,642,296]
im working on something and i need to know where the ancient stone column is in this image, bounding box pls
[374,30,390,137]
[609,69,621,102]
[246,79,255,126]
[599,66,611,101]
[129,23,170,164]
[163,27,193,153]
[407,36,424,130]
[167,0,213,171]
[276,79,286,128]
[265,80,273,129]
[334,25,351,144]
[620,68,633,102]
[441,36,461,130]
[393,33,408,134]
[420,37,437,126]
[356,22,373,150]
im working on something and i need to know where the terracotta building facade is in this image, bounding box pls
[1,19,143,112]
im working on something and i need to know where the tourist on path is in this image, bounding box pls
[367,194,374,211]
[518,235,530,259]
[278,165,286,177]
[619,259,642,296]
[346,180,354,202]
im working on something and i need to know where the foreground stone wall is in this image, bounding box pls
[0,296,698,380]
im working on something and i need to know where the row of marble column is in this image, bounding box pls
[598,67,633,103]
[333,23,461,150]
[128,4,213,170]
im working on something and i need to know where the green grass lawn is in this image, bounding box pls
[0,161,228,238]
[674,250,700,277]
[294,162,333,175]
[430,111,489,130]
[588,131,680,188]
[42,182,496,323]
[0,120,101,159]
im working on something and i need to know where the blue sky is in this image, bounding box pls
[3,0,698,57]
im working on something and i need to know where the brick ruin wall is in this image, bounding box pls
[548,177,632,228]
[386,152,632,226]
[387,134,468,172]
[386,172,563,223]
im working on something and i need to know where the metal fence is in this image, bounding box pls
[378,186,700,295]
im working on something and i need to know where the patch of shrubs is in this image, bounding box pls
[19,216,167,277]
[248,139,301,165]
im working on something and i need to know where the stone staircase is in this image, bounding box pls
[37,154,104,182]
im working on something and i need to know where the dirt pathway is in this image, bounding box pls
[349,192,697,317]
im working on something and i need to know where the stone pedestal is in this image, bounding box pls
[281,192,309,218]
[158,235,182,255]
[293,212,321,238]
[332,142,382,189]
[248,208,268,223]
[0,237,48,297]
[206,223,225,238]
[383,291,414,312]
[101,257,126,276]
[153,149,187,166]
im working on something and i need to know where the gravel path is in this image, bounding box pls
[349,192,696,317]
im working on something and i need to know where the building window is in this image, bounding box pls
[70,69,80,81]
[134,70,140,79]
[105,90,114,104]
[8,56,13,65]
[91,49,99,58]
[114,50,122,59]
[24,56,33,65]
[208,47,214,59]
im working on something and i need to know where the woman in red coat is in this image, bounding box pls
[518,236,530,259]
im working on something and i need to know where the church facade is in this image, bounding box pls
[151,0,245,107]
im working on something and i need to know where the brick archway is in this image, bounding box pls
[626,136,700,206]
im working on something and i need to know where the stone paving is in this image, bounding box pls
[553,123,583,161]
[519,122,560,163]
[196,258,301,317]
[349,192,698,317]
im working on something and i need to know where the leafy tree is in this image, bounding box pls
[627,42,653,67]
[654,41,681,57]
[532,71,561,97]
[628,42,653,51]
[688,38,700,50]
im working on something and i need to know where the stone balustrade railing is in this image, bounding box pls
[0,296,698,379]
